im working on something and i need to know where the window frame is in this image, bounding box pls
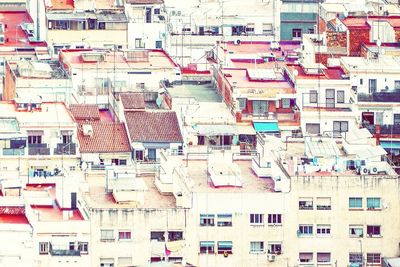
[366,253,381,265]
[268,242,282,255]
[309,90,318,104]
[349,197,363,209]
[299,197,313,210]
[267,214,282,225]
[39,242,49,254]
[367,197,381,210]
[250,241,264,254]
[199,241,215,254]
[337,90,345,103]
[282,98,290,109]
[217,241,233,254]
[316,224,331,237]
[100,229,115,242]
[298,224,313,236]
[292,28,302,38]
[317,252,331,264]
[200,214,215,226]
[78,242,88,254]
[118,231,132,241]
[349,225,364,238]
[217,214,233,227]
[366,225,381,237]
[349,252,363,265]
[250,213,264,225]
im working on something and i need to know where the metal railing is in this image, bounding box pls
[49,243,81,256]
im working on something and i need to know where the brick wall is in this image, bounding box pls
[318,17,327,34]
[348,28,370,56]
[326,31,347,47]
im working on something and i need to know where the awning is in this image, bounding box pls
[195,124,237,136]
[200,241,214,247]
[253,122,279,132]
[236,124,256,135]
[46,12,87,21]
[143,142,171,149]
[380,141,400,150]
[218,241,233,248]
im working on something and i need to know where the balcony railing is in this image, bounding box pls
[49,243,81,256]
[54,143,77,155]
[358,91,400,102]
[28,144,50,155]
[363,124,400,135]
[1,148,25,156]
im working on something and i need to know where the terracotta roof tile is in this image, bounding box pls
[77,121,130,153]
[120,93,146,110]
[124,111,183,143]
[70,104,100,121]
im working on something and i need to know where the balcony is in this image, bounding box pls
[49,243,81,256]
[28,143,50,155]
[54,143,77,155]
[358,91,400,102]
[364,124,400,135]
[1,148,25,156]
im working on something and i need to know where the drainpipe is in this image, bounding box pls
[375,124,381,146]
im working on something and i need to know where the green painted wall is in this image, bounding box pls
[280,12,317,40]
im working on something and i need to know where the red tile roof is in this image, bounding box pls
[124,111,183,143]
[77,121,131,153]
[341,17,370,29]
[120,93,146,110]
[70,104,100,121]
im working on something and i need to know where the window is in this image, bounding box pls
[200,241,214,254]
[136,82,145,90]
[333,121,348,134]
[367,225,381,237]
[326,89,335,108]
[317,252,331,263]
[337,90,345,103]
[98,22,106,30]
[135,150,144,161]
[237,98,246,111]
[282,98,290,108]
[306,123,320,135]
[316,197,331,210]
[155,40,162,48]
[100,258,114,267]
[298,225,313,236]
[367,253,381,265]
[250,214,264,225]
[111,159,127,166]
[78,242,88,254]
[217,214,232,227]
[395,80,400,90]
[168,231,183,241]
[39,242,49,254]
[367,198,381,209]
[349,225,364,237]
[217,241,233,254]
[262,23,273,35]
[118,231,132,240]
[292,28,302,38]
[349,253,363,265]
[267,214,282,225]
[309,90,318,103]
[252,100,268,116]
[246,23,255,34]
[150,231,165,241]
[369,79,377,94]
[308,28,315,34]
[154,8,160,15]
[299,252,313,263]
[135,38,144,48]
[394,114,400,125]
[62,134,72,144]
[316,224,331,236]
[299,197,313,210]
[200,214,214,226]
[250,241,264,253]
[268,243,282,254]
[100,229,114,241]
[349,197,362,209]
[360,78,363,85]
[28,135,42,144]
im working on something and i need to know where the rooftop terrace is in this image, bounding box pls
[165,82,221,103]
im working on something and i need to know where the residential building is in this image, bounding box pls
[125,0,167,49]
[124,110,184,161]
[26,0,128,56]
[59,48,180,105]
[284,62,356,136]
[69,104,132,169]
[3,60,72,103]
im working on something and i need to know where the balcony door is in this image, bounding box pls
[326,89,335,108]
[252,100,268,116]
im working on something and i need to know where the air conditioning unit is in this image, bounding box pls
[369,166,378,174]
[359,166,369,175]
[233,39,241,45]
[267,254,276,262]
